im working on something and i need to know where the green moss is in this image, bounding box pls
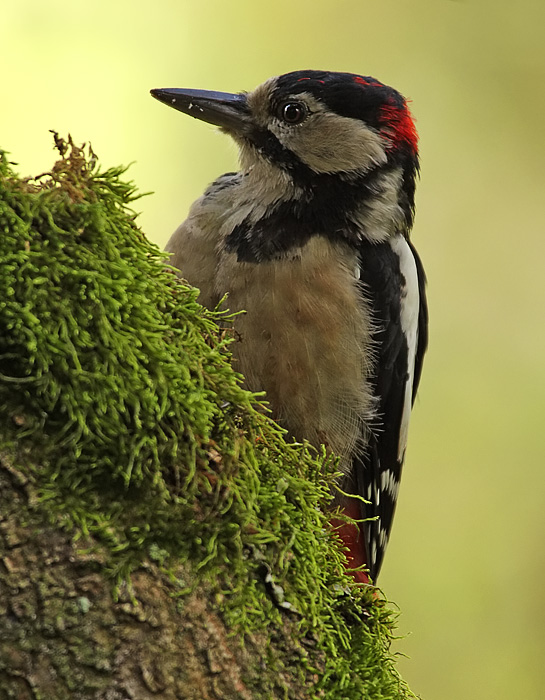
[0,137,416,699]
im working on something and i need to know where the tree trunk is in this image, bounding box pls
[0,454,313,699]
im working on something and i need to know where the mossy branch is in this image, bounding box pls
[0,137,418,699]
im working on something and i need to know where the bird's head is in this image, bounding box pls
[151,71,419,255]
[152,70,417,175]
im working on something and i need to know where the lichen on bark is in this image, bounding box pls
[0,136,418,699]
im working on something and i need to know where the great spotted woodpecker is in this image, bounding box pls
[151,70,428,583]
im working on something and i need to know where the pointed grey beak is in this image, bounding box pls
[150,87,251,135]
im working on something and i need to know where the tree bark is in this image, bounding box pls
[0,454,323,700]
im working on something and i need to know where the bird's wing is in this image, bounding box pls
[165,172,239,310]
[354,234,428,580]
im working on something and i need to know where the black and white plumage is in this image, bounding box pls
[355,237,427,577]
[151,70,428,582]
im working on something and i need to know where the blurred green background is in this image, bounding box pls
[2,1,544,697]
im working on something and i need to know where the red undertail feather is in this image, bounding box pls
[331,498,370,585]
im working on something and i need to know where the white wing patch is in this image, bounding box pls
[388,235,420,461]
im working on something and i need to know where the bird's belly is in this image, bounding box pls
[216,236,375,465]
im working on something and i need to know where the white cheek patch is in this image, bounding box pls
[265,92,388,175]
[389,235,420,461]
[288,112,388,174]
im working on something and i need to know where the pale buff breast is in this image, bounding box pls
[215,235,376,470]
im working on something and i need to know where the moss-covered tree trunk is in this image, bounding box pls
[0,454,317,699]
[0,138,417,700]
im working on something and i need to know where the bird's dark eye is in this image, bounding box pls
[278,101,308,125]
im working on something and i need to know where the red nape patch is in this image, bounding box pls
[379,102,419,153]
[330,500,370,585]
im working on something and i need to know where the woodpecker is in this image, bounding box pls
[151,70,428,583]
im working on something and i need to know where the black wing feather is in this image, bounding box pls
[354,238,428,581]
[408,239,428,402]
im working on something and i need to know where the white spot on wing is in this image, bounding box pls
[389,234,420,461]
[380,469,400,500]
